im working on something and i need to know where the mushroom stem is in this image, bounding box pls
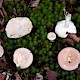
[65,14,71,28]
[68,56,72,63]
[67,54,72,63]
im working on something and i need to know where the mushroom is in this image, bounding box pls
[13,48,33,69]
[35,73,43,80]
[0,45,4,57]
[47,32,56,42]
[58,47,80,71]
[5,17,33,38]
[55,14,77,38]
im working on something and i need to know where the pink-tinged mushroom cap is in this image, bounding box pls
[13,48,33,69]
[0,45,4,57]
[58,47,80,71]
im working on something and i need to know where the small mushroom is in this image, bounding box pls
[13,48,33,69]
[55,14,77,38]
[35,73,43,80]
[58,47,80,71]
[47,32,56,42]
[0,45,4,57]
[5,17,33,38]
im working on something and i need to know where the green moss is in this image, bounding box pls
[2,0,80,80]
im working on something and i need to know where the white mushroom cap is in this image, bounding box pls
[47,32,56,41]
[0,45,4,57]
[55,14,76,38]
[58,47,80,71]
[5,17,33,38]
[55,20,76,38]
[13,48,33,69]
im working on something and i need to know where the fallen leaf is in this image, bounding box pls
[28,73,35,80]
[6,0,20,1]
[0,28,5,32]
[0,56,7,68]
[15,72,22,80]
[10,15,16,18]
[0,39,4,45]
[0,0,3,8]
[68,33,80,42]
[6,75,10,80]
[75,66,80,74]
[1,7,7,16]
[29,0,40,8]
[64,38,74,46]
[0,73,5,80]
[0,19,4,25]
[0,9,4,17]
[44,67,57,80]
[59,0,64,3]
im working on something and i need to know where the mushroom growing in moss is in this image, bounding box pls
[13,48,33,69]
[55,14,77,38]
[47,32,56,42]
[5,17,33,38]
[58,47,80,71]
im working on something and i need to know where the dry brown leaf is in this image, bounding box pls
[0,56,7,68]
[0,19,4,25]
[0,0,3,8]
[75,66,80,74]
[0,39,4,45]
[64,38,74,46]
[6,0,20,1]
[0,28,5,32]
[0,73,5,80]
[30,0,40,8]
[10,15,16,18]
[2,7,7,16]
[44,67,57,80]
[59,0,64,3]
[68,33,80,42]
[15,72,22,80]
[0,9,4,17]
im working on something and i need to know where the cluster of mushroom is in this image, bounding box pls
[0,17,33,69]
[47,13,77,41]
[55,12,80,71]
[47,11,80,71]
[0,45,33,69]
[0,10,80,72]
